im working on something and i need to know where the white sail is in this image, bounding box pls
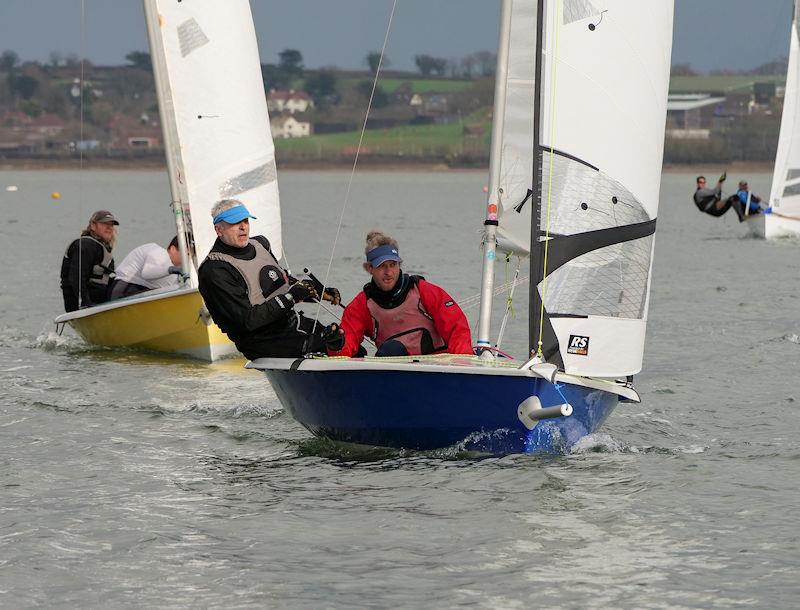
[489,0,673,376]
[769,1,800,222]
[537,0,673,377]
[493,1,537,254]
[146,0,281,264]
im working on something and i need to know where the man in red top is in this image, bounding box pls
[325,231,473,357]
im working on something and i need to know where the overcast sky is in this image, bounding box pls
[0,0,794,73]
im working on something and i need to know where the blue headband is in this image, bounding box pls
[366,244,401,267]
[213,205,257,225]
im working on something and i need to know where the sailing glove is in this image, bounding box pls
[323,323,345,351]
[288,280,318,303]
[322,287,341,306]
[167,266,189,281]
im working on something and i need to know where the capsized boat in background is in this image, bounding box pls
[752,0,800,238]
[55,0,283,361]
[248,0,675,454]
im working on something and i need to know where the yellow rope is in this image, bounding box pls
[536,0,561,358]
[504,252,515,317]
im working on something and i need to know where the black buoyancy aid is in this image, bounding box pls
[204,238,290,305]
[366,277,446,355]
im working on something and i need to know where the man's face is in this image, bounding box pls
[697,178,706,188]
[215,218,250,248]
[368,259,400,291]
[167,244,182,266]
[91,221,116,243]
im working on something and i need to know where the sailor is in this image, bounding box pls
[324,230,473,357]
[198,199,340,359]
[693,173,729,216]
[60,210,118,312]
[733,180,770,221]
[109,236,187,300]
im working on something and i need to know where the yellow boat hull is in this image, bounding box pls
[54,287,238,361]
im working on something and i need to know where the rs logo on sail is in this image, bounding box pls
[567,335,590,356]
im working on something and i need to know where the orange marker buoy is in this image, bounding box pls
[51,191,61,199]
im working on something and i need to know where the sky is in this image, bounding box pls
[0,0,794,73]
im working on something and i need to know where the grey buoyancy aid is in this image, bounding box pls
[68,236,114,287]
[366,282,446,355]
[204,238,289,306]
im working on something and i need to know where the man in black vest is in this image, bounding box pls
[198,199,336,359]
[60,210,118,312]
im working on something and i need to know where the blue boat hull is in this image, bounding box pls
[265,367,619,454]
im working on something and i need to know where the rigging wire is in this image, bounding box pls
[536,0,562,358]
[311,0,399,329]
[77,0,87,308]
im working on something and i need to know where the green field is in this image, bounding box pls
[274,119,490,162]
[669,74,785,94]
[339,77,475,94]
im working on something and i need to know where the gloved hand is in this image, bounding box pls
[322,287,341,306]
[288,280,318,303]
[168,265,190,281]
[718,171,727,183]
[322,323,345,351]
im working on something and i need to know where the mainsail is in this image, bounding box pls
[491,0,673,377]
[769,0,800,219]
[143,0,281,269]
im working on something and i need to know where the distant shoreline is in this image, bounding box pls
[0,157,776,174]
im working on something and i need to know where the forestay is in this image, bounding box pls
[769,0,800,217]
[495,0,672,377]
[145,0,281,263]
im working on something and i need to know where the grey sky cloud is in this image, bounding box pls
[0,0,794,73]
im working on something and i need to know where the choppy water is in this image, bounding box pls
[0,169,798,608]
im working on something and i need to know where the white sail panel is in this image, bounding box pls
[537,0,673,375]
[769,4,800,222]
[151,0,281,261]
[494,0,536,254]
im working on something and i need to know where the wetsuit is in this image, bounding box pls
[329,272,473,357]
[60,235,115,312]
[693,184,724,215]
[198,235,326,359]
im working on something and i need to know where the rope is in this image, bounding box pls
[77,0,86,308]
[460,274,529,311]
[312,0,399,329]
[536,0,562,358]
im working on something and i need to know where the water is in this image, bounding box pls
[1,169,798,608]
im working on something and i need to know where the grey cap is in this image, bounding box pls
[91,210,119,225]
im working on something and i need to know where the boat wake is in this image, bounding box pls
[33,329,84,352]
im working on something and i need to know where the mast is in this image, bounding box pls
[528,0,546,358]
[476,0,515,358]
[142,0,193,280]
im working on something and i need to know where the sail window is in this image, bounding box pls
[218,161,278,199]
[541,235,653,320]
[178,18,210,58]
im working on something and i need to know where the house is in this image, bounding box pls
[270,115,312,139]
[29,114,66,137]
[267,90,314,114]
[666,94,726,139]
[107,113,162,149]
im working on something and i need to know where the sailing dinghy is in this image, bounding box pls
[54,0,281,361]
[248,0,675,454]
[752,0,800,238]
